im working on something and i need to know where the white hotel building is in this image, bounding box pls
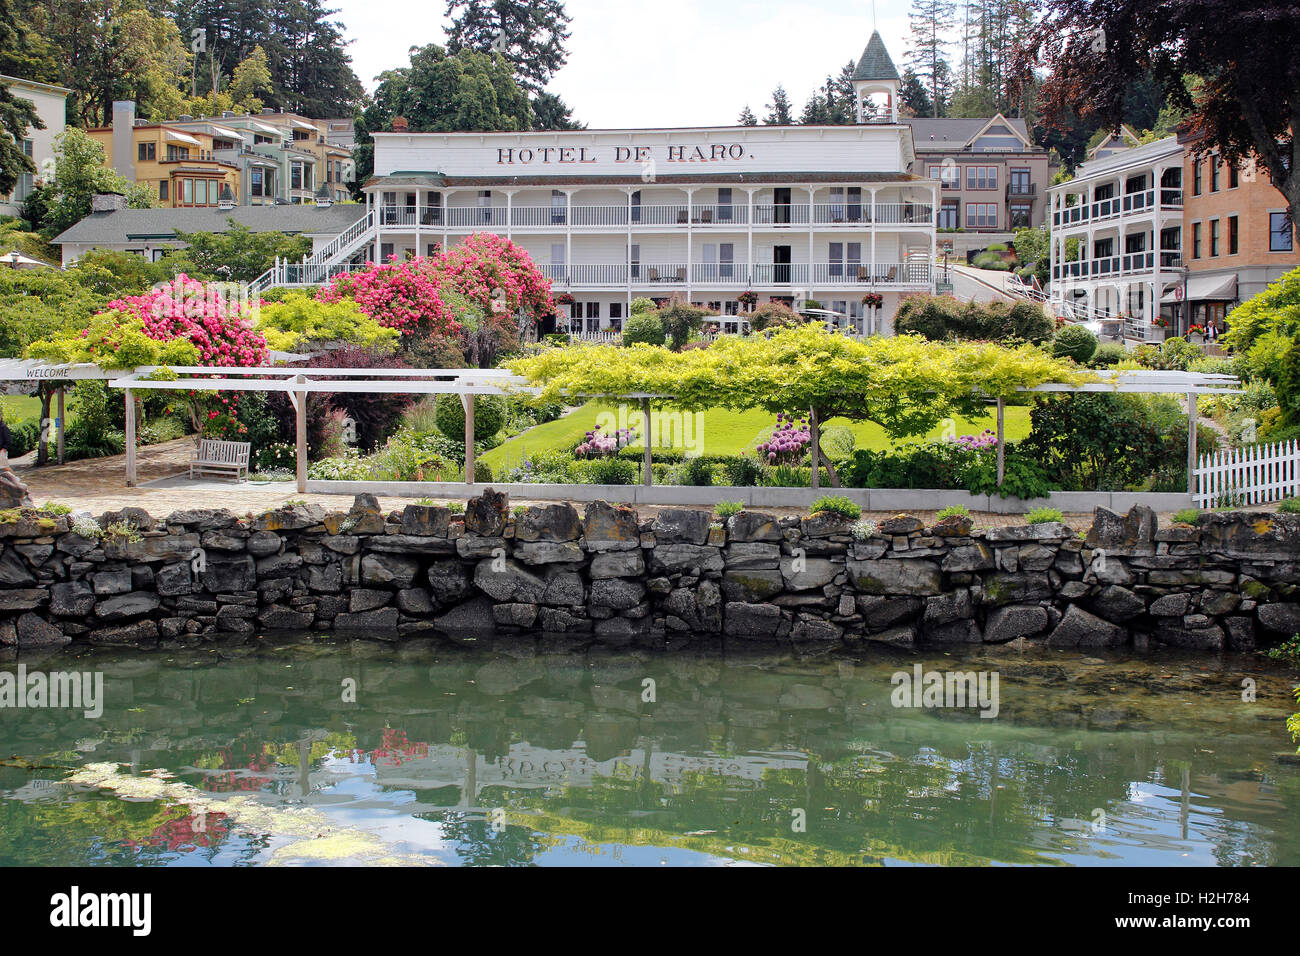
[325,33,938,335]
[1048,136,1185,337]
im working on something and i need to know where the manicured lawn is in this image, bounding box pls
[0,395,53,423]
[484,401,1031,472]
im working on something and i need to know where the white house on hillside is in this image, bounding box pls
[0,74,70,219]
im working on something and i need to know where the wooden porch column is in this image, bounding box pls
[56,386,65,465]
[464,392,476,485]
[641,398,652,487]
[996,398,1006,488]
[295,376,307,494]
[1187,391,1198,496]
[124,387,137,487]
[809,406,820,492]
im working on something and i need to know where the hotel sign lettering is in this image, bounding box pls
[496,144,752,166]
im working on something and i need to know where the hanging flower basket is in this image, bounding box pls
[861,292,884,309]
[737,290,759,307]
[553,292,575,306]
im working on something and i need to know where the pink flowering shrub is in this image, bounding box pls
[104,274,269,367]
[318,256,460,339]
[317,236,556,344]
[947,430,999,451]
[757,413,812,465]
[575,426,637,459]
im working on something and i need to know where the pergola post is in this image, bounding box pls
[996,398,1006,488]
[56,386,65,465]
[124,387,136,487]
[464,393,476,485]
[1187,391,1198,496]
[295,374,307,494]
[641,398,652,487]
[809,406,820,492]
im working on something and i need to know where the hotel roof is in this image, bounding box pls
[852,31,900,82]
[52,204,368,245]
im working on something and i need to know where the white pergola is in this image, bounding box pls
[0,359,1235,498]
[0,359,119,464]
[109,366,534,491]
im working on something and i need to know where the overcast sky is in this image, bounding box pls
[333,0,913,128]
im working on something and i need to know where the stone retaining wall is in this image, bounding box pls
[2,491,1298,652]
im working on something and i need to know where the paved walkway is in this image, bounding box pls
[7,436,1204,533]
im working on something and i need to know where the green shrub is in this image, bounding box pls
[473,460,493,483]
[583,457,638,485]
[678,457,715,487]
[715,500,744,519]
[448,502,465,515]
[809,495,861,520]
[1278,498,1300,514]
[308,450,374,481]
[1173,507,1201,525]
[1052,325,1098,364]
[1266,634,1300,667]
[723,455,765,487]
[622,310,666,347]
[5,419,39,458]
[936,504,971,520]
[434,393,506,443]
[819,425,856,461]
[630,297,656,314]
[1090,342,1127,367]
[1025,506,1063,525]
[255,441,298,473]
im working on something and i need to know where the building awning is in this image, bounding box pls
[207,125,248,142]
[1161,273,1238,303]
[290,119,316,131]
[164,130,202,146]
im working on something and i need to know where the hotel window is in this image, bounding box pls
[828,242,861,278]
[1229,163,1239,188]
[929,164,959,188]
[550,243,565,278]
[479,190,493,223]
[937,202,959,230]
[1009,203,1032,228]
[1229,216,1239,255]
[291,164,302,190]
[551,189,566,224]
[159,180,168,202]
[1009,168,1032,195]
[380,243,394,262]
[166,144,189,161]
[1210,157,1220,191]
[966,166,997,190]
[138,142,156,162]
[250,168,265,198]
[183,178,194,205]
[1192,160,1202,195]
[1125,233,1146,254]
[610,303,623,320]
[1192,221,1202,259]
[631,190,641,223]
[966,203,996,228]
[719,243,734,278]
[629,243,640,279]
[426,243,438,258]
[718,187,733,221]
[1209,219,1220,256]
[1270,212,1294,251]
[13,140,32,201]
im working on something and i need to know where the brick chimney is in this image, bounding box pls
[392,116,409,132]
[91,193,128,213]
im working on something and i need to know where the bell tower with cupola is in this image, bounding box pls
[852,31,901,124]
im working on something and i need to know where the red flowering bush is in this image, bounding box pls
[318,256,460,339]
[105,274,269,367]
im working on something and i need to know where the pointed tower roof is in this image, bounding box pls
[852,31,900,82]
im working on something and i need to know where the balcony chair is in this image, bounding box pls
[674,268,687,282]
[648,267,661,282]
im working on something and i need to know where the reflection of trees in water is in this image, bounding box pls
[0,643,1295,866]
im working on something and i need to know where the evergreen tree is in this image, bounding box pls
[737,104,758,126]
[800,92,830,125]
[764,85,793,125]
[906,0,956,117]
[531,90,583,130]
[445,0,572,95]
[899,69,934,118]
[0,0,41,198]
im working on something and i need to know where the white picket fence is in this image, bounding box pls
[1194,439,1300,507]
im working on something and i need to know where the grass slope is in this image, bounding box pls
[484,401,1031,472]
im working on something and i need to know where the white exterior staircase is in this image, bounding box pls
[250,210,376,297]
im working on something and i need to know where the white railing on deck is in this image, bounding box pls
[1194,439,1300,508]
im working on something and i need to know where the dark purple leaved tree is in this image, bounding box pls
[1018,0,1300,227]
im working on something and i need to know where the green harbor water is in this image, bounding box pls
[0,635,1297,867]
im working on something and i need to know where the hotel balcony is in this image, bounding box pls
[536,261,932,288]
[375,202,936,231]
[1052,188,1184,229]
[1051,250,1184,282]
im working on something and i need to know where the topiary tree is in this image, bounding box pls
[659,303,710,350]
[622,310,666,347]
[630,297,657,314]
[434,391,507,442]
[1052,324,1099,364]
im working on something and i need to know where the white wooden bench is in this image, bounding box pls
[189,439,251,482]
